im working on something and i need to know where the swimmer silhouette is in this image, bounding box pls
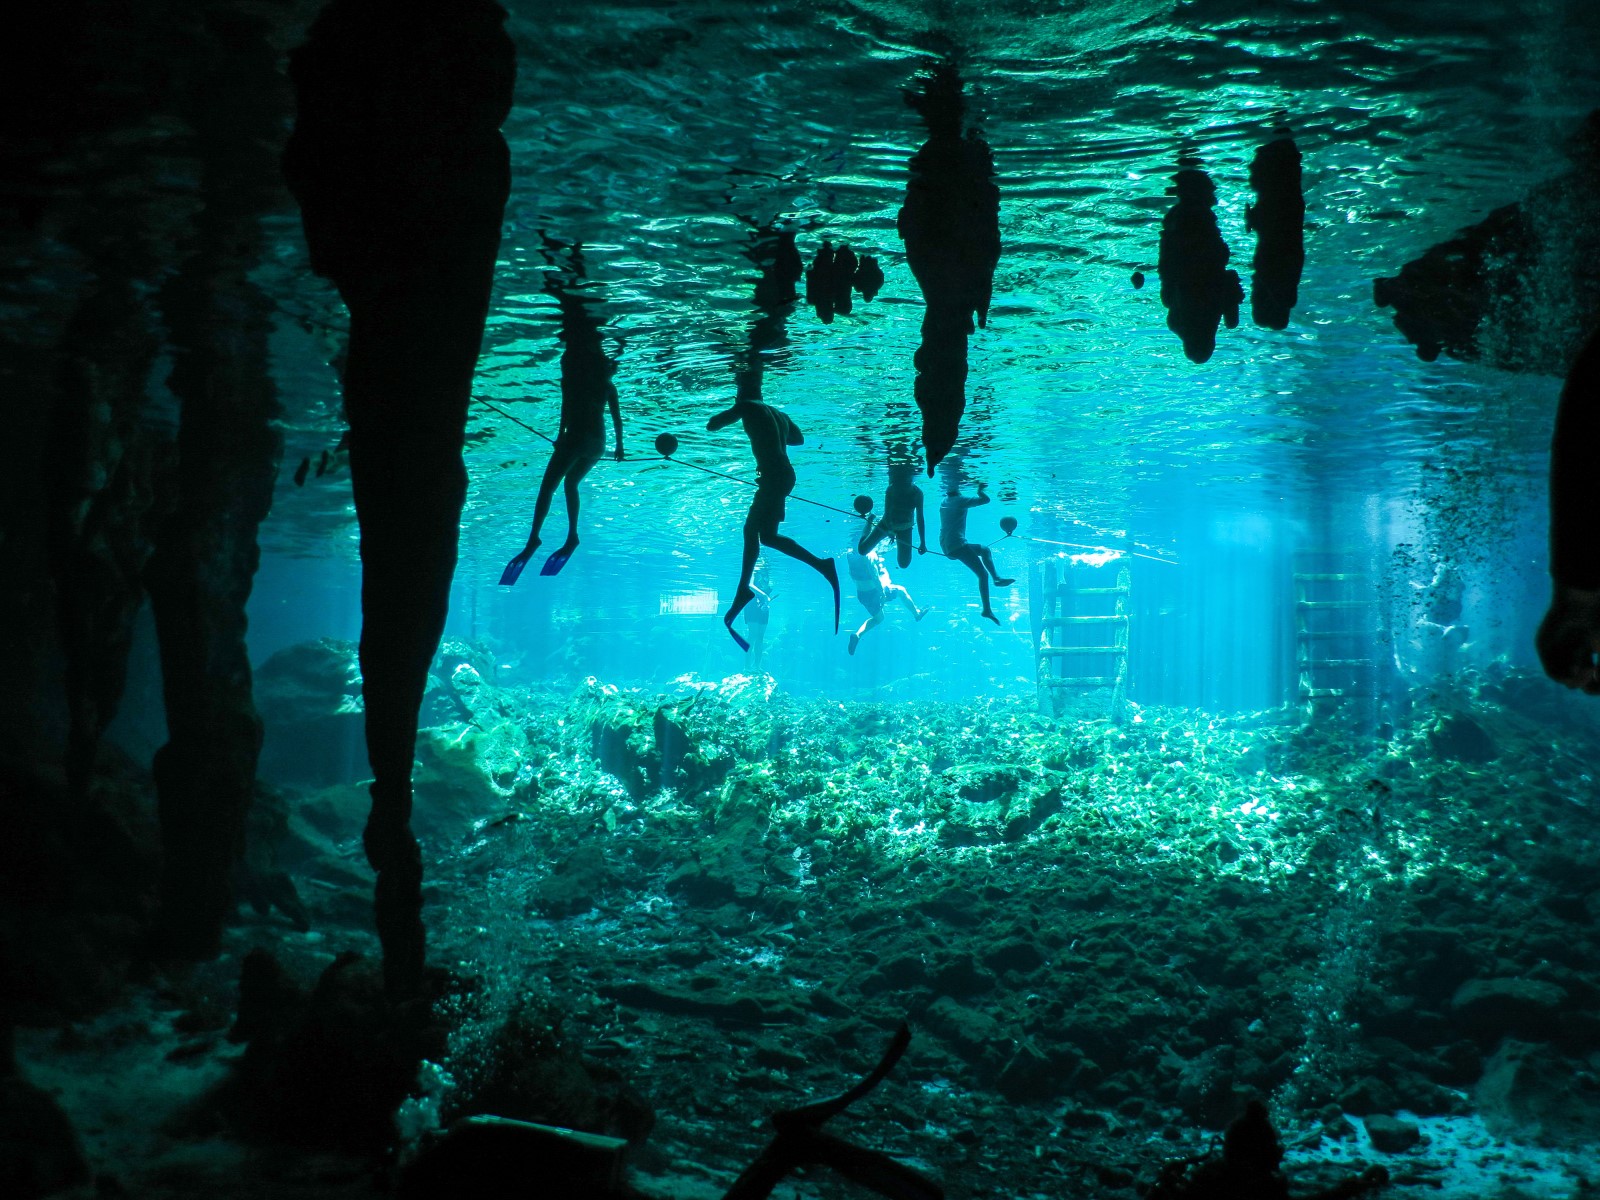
[858,454,928,568]
[937,455,1013,624]
[501,243,623,584]
[1538,324,1600,693]
[707,398,839,649]
[899,63,1001,473]
[1157,158,1243,363]
[1246,132,1305,330]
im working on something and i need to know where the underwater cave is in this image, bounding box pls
[3,1,1600,1197]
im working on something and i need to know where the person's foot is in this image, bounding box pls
[540,535,580,576]
[992,576,1015,588]
[725,584,755,630]
[848,632,860,656]
[819,559,841,634]
[915,606,930,622]
[499,543,538,586]
[982,608,999,625]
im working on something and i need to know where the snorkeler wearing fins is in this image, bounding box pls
[846,522,927,655]
[938,457,1014,625]
[858,458,928,569]
[501,247,623,584]
[707,398,840,650]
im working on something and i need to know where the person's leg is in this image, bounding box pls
[953,544,997,623]
[761,530,840,633]
[895,531,912,569]
[554,451,601,554]
[975,545,1015,587]
[502,447,572,583]
[885,583,918,617]
[859,519,892,556]
[527,449,571,551]
[723,507,764,648]
[850,608,884,654]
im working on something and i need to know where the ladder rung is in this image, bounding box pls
[1294,573,1366,582]
[1042,615,1128,625]
[1299,686,1347,699]
[1040,647,1125,657]
[1055,586,1128,596]
[1297,600,1372,609]
[1302,658,1374,669]
[1043,677,1122,688]
[1298,630,1371,640]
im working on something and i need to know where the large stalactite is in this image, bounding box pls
[284,0,515,996]
[144,5,289,959]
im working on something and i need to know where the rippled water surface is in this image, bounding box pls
[259,0,1600,690]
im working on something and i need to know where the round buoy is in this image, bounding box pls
[1131,270,1145,290]
[1000,516,1018,536]
[853,494,873,516]
[655,432,679,457]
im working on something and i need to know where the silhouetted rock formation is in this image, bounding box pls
[737,220,799,400]
[1374,110,1600,374]
[144,4,287,960]
[1158,164,1243,364]
[803,238,883,323]
[284,0,515,996]
[1246,135,1305,331]
[899,63,1000,473]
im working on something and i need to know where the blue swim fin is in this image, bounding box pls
[499,555,531,586]
[727,622,750,652]
[539,550,573,576]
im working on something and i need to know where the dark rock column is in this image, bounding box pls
[284,0,514,995]
[48,273,163,799]
[142,7,290,959]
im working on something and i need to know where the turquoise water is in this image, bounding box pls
[41,4,1600,1196]
[253,0,1594,710]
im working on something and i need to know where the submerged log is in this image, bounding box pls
[284,0,514,996]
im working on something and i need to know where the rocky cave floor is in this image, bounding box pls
[15,643,1600,1199]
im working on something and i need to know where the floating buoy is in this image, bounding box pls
[1000,516,1018,536]
[655,432,679,457]
[853,494,873,516]
[1131,271,1145,290]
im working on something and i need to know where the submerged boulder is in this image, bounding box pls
[255,639,365,786]
[0,1073,90,1199]
[1475,1040,1600,1144]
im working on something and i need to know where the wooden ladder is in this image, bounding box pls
[1293,549,1377,716]
[1030,555,1131,721]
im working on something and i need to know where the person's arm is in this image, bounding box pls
[783,412,804,446]
[609,385,624,460]
[707,400,756,432]
[1540,329,1600,691]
